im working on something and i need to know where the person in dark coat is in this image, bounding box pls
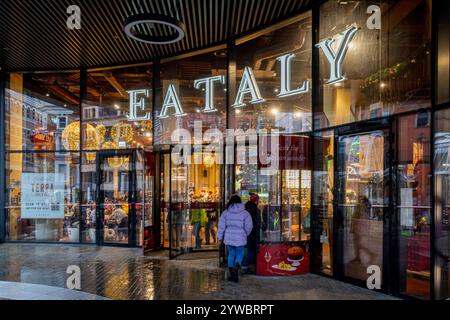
[242,193,260,274]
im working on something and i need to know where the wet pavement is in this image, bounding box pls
[0,243,397,300]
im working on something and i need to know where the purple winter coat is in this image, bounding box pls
[218,203,253,247]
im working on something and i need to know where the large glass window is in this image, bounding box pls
[337,131,387,283]
[231,12,312,134]
[235,135,311,243]
[396,112,431,299]
[155,50,227,145]
[434,108,450,300]
[5,152,80,242]
[6,72,80,151]
[316,0,431,129]
[83,65,153,151]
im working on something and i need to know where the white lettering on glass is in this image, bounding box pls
[276,53,310,98]
[315,26,359,84]
[127,89,151,121]
[194,75,226,113]
[232,66,265,107]
[159,84,185,118]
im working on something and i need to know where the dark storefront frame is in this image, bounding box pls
[0,0,448,299]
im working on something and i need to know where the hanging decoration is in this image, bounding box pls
[62,122,99,162]
[139,120,153,132]
[111,122,134,145]
[95,124,107,144]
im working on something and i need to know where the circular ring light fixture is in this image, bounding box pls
[124,13,186,45]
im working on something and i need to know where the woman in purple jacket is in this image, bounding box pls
[218,195,253,282]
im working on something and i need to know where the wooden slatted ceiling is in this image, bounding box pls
[0,0,311,71]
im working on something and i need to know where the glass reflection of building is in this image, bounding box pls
[0,0,448,300]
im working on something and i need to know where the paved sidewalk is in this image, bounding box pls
[0,281,107,300]
[0,243,397,300]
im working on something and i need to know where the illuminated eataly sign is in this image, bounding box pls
[127,26,358,120]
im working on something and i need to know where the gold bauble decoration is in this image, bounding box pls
[61,122,81,150]
[111,122,134,145]
[62,122,99,157]
[95,124,106,144]
[140,120,153,132]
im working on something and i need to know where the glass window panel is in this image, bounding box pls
[338,131,386,282]
[434,108,450,300]
[81,152,97,243]
[316,0,431,129]
[6,72,80,151]
[235,136,311,244]
[397,112,431,299]
[155,51,227,145]
[83,65,153,151]
[231,12,312,134]
[5,152,80,242]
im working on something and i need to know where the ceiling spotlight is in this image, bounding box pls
[271,108,279,115]
[114,104,120,110]
[46,93,50,97]
[124,13,186,45]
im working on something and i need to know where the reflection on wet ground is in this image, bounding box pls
[0,244,396,300]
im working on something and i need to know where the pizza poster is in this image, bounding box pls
[21,173,65,219]
[257,242,310,276]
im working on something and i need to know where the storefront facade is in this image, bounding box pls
[0,0,449,300]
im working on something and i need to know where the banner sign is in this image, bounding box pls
[259,135,310,170]
[21,173,65,219]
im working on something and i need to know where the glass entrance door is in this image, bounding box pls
[97,151,137,246]
[336,130,389,287]
[158,147,223,259]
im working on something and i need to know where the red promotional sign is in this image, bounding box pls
[257,242,310,276]
[259,135,310,170]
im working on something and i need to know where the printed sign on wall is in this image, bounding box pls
[21,173,65,219]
